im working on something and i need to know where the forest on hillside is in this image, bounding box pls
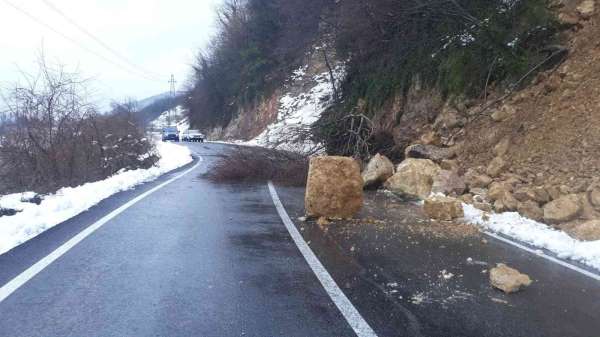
[184,0,561,156]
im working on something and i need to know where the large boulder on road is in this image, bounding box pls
[423,196,464,220]
[362,154,394,189]
[384,159,441,199]
[305,156,363,219]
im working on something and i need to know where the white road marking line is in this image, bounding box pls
[267,182,378,337]
[483,231,600,281]
[0,158,202,303]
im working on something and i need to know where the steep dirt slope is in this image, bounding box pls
[458,3,600,192]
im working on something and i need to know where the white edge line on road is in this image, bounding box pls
[0,157,202,304]
[483,231,600,281]
[267,182,378,337]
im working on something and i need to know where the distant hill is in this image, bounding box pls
[137,92,171,110]
[136,92,184,125]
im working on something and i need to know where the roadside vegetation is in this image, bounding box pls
[184,0,332,129]
[0,58,157,195]
[184,0,560,158]
[205,146,308,187]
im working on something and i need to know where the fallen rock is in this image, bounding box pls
[433,108,464,130]
[491,105,515,122]
[305,156,363,219]
[493,137,511,157]
[459,193,474,204]
[486,157,509,178]
[404,144,455,162]
[465,169,493,189]
[488,182,513,202]
[440,159,459,172]
[423,196,464,221]
[514,186,550,204]
[558,12,581,26]
[546,185,562,200]
[316,216,331,227]
[543,194,582,224]
[588,187,600,208]
[420,130,440,146]
[470,188,489,200]
[517,201,544,221]
[577,0,595,19]
[568,220,600,241]
[431,170,467,196]
[474,201,494,213]
[490,264,532,293]
[493,192,519,212]
[362,153,395,189]
[384,159,441,199]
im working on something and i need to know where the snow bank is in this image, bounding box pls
[245,65,345,154]
[463,204,600,271]
[0,141,193,255]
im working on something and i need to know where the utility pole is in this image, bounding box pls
[168,74,176,126]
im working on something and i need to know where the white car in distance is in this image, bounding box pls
[181,129,205,142]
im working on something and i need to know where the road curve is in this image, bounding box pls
[0,143,354,337]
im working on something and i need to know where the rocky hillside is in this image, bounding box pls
[416,0,600,237]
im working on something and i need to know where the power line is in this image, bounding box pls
[41,0,165,82]
[1,0,165,83]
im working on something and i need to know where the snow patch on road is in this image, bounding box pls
[0,141,193,255]
[463,204,600,271]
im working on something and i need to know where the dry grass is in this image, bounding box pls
[205,146,309,187]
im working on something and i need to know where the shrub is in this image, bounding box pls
[0,60,157,195]
[204,146,308,187]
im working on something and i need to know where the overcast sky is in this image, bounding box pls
[0,0,222,110]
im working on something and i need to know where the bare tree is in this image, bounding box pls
[0,55,156,195]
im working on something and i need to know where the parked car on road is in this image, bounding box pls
[161,126,179,142]
[182,129,205,142]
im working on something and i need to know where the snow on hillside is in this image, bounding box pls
[463,204,600,271]
[150,105,191,140]
[245,65,345,154]
[0,141,193,255]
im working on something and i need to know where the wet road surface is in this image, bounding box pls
[0,143,353,337]
[0,142,598,337]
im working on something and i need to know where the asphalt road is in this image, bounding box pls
[0,143,354,337]
[0,142,598,337]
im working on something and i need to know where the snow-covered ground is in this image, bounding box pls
[244,65,345,154]
[0,141,193,255]
[463,204,600,271]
